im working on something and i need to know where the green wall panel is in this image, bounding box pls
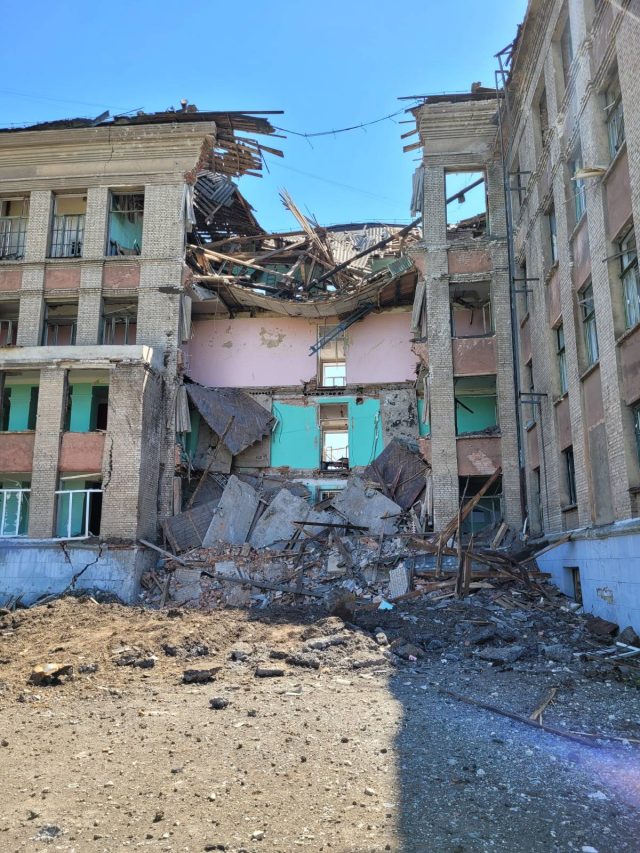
[456,395,497,435]
[348,398,383,466]
[69,384,94,432]
[271,401,320,469]
[417,399,430,437]
[7,386,37,431]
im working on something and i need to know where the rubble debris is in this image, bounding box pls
[29,663,73,686]
[183,668,220,684]
[185,385,274,456]
[249,488,334,550]
[209,697,230,710]
[586,616,619,637]
[255,666,286,678]
[203,476,260,546]
[364,437,430,510]
[332,477,402,536]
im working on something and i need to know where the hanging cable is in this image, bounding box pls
[273,105,418,139]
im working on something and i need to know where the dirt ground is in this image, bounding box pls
[1,596,640,853]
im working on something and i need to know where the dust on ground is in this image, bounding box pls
[1,596,640,853]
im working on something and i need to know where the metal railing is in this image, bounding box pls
[0,215,27,259]
[55,488,102,539]
[49,214,84,258]
[0,488,30,536]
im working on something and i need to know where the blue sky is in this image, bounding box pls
[1,0,528,232]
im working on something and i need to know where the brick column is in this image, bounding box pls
[82,187,109,259]
[100,363,152,539]
[23,190,51,262]
[16,268,45,346]
[28,368,66,537]
[76,264,103,345]
[423,166,459,529]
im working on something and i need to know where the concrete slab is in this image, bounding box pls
[203,475,259,546]
[249,488,313,550]
[332,476,402,536]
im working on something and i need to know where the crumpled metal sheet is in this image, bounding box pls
[364,437,430,510]
[186,383,275,456]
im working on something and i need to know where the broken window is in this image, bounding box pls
[0,197,28,260]
[0,301,19,346]
[605,73,625,159]
[101,300,137,345]
[450,282,493,337]
[459,475,503,535]
[319,403,349,470]
[633,404,640,466]
[547,205,558,266]
[55,474,102,538]
[580,282,599,366]
[619,227,640,329]
[0,477,30,536]
[563,446,577,505]
[532,467,543,530]
[65,373,109,432]
[0,372,39,431]
[455,376,498,436]
[538,87,550,145]
[107,192,144,256]
[317,326,346,388]
[560,15,573,90]
[49,194,86,258]
[42,301,77,346]
[556,324,568,394]
[445,171,487,228]
[571,149,586,223]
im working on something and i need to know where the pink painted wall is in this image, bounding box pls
[59,433,106,472]
[346,311,415,384]
[457,436,501,477]
[556,396,572,450]
[187,317,316,387]
[186,311,417,388]
[0,433,34,472]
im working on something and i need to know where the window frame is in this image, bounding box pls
[106,191,144,257]
[548,206,558,265]
[563,446,577,506]
[605,76,625,160]
[633,404,640,466]
[619,228,640,329]
[580,283,599,366]
[556,323,568,394]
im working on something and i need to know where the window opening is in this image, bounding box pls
[0,373,39,431]
[319,403,349,470]
[0,478,30,536]
[459,475,503,535]
[605,75,625,159]
[454,376,498,436]
[317,326,346,388]
[563,446,577,505]
[556,324,568,394]
[548,206,558,265]
[101,301,137,345]
[619,228,640,329]
[450,282,493,337]
[560,16,573,90]
[539,88,550,145]
[633,404,640,466]
[571,151,586,222]
[445,171,487,228]
[0,300,19,346]
[55,475,102,538]
[0,197,28,260]
[107,192,144,256]
[42,302,78,346]
[49,194,86,258]
[580,283,599,366]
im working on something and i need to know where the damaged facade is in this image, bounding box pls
[500,0,640,631]
[0,107,283,601]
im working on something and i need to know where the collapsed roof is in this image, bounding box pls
[186,187,420,318]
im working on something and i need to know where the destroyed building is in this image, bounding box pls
[0,106,283,600]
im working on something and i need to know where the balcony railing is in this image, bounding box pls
[55,487,102,538]
[0,488,30,536]
[50,214,85,258]
[0,216,27,260]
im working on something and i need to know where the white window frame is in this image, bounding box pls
[0,487,30,537]
[55,487,102,539]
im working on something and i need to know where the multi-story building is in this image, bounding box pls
[406,92,523,536]
[0,108,279,602]
[503,0,640,628]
